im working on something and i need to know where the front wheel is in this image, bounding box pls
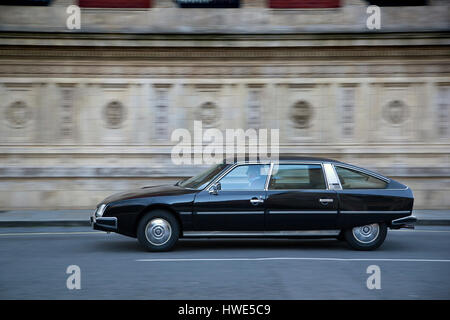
[137,210,180,252]
[344,222,387,251]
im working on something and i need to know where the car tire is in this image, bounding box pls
[137,210,180,252]
[344,222,387,251]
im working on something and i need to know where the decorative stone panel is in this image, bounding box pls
[103,101,126,129]
[339,86,356,139]
[5,101,31,129]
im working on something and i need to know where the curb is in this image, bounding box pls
[415,220,450,226]
[0,219,448,228]
[0,221,91,227]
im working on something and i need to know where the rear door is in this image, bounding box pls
[265,163,338,230]
[333,164,413,228]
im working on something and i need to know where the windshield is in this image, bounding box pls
[178,163,228,190]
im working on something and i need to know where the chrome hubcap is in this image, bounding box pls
[352,223,380,244]
[145,218,172,246]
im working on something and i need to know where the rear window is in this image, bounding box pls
[335,166,388,189]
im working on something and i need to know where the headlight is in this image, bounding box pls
[95,204,107,218]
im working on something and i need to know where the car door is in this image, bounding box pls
[265,163,338,230]
[193,164,270,231]
[333,164,413,228]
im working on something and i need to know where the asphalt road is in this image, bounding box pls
[1,226,449,299]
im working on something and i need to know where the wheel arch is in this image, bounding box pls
[134,204,183,237]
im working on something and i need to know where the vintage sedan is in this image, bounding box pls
[90,157,416,251]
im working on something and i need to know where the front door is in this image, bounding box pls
[193,164,270,231]
[265,163,338,230]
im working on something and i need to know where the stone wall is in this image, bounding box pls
[0,0,448,34]
[0,1,449,209]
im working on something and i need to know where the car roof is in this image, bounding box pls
[224,156,343,164]
[222,156,390,181]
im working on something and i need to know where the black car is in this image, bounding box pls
[91,157,416,251]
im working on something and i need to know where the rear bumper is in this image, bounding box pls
[90,216,118,232]
[390,216,417,229]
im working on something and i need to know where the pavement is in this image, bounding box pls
[0,225,449,299]
[0,209,449,227]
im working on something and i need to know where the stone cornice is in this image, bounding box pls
[0,45,449,60]
[1,145,449,154]
[0,31,449,47]
[0,166,448,178]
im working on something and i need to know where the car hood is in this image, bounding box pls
[101,184,197,204]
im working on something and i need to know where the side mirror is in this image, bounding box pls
[209,182,221,195]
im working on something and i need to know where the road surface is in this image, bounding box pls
[1,226,449,299]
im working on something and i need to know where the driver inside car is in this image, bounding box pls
[246,165,267,190]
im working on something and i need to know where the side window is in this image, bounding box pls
[268,164,326,190]
[218,164,270,191]
[335,166,387,189]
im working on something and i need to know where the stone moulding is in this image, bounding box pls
[0,32,449,48]
[0,46,448,60]
[0,166,448,178]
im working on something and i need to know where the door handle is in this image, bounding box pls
[319,198,334,205]
[250,197,264,205]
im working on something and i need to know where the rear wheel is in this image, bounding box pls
[137,210,180,252]
[344,222,387,251]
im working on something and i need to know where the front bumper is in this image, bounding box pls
[90,216,118,232]
[390,216,417,229]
